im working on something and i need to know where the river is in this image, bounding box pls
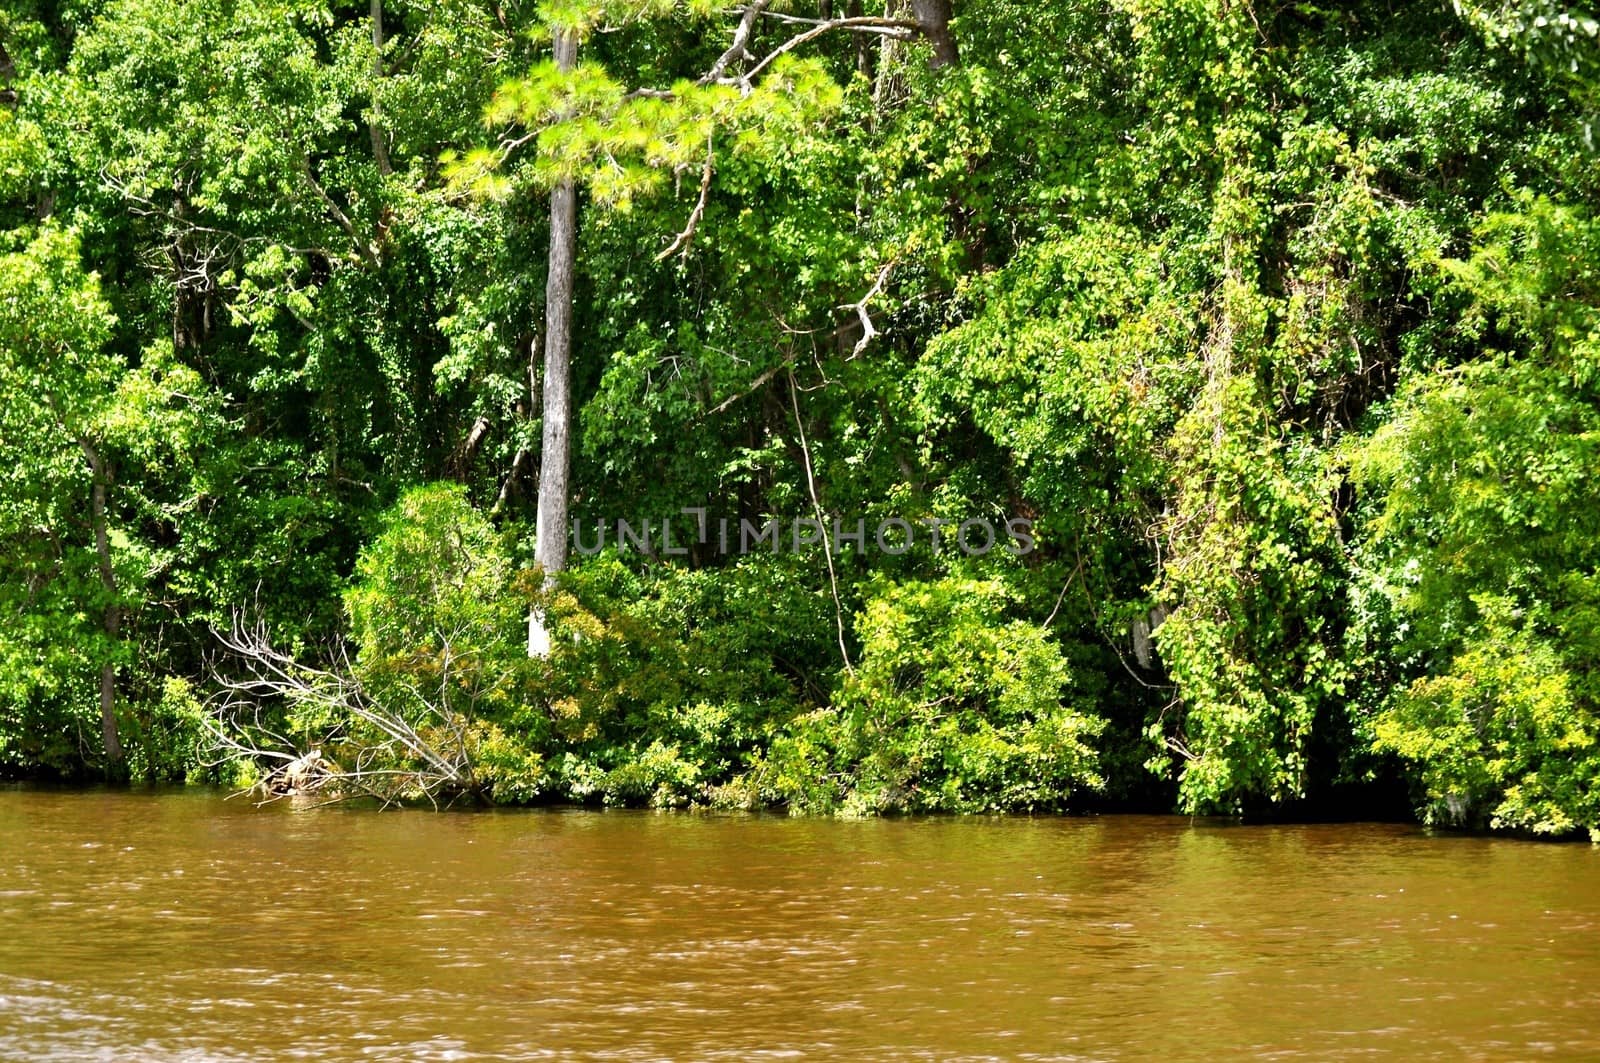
[1,789,1596,1060]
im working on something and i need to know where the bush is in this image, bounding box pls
[1373,597,1600,838]
[760,578,1105,814]
[536,551,830,806]
[299,482,547,802]
[125,677,210,784]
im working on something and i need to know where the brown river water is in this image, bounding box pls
[1,788,1597,1061]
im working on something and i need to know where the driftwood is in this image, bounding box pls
[263,750,336,796]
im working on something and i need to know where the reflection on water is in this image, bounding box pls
[1,789,1597,1060]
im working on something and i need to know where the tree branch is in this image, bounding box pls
[734,16,919,86]
[302,164,380,267]
[787,368,854,675]
[655,132,716,261]
[843,263,892,358]
[703,0,772,85]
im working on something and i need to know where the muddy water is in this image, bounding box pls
[1,789,1597,1060]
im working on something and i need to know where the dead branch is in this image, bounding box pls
[656,132,717,261]
[204,612,480,806]
[734,16,919,87]
[844,263,892,358]
[301,163,380,267]
[705,352,797,417]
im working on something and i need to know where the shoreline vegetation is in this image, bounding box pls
[3,0,1599,839]
[0,777,1419,827]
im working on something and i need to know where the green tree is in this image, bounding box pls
[1355,195,1600,836]
[451,0,960,654]
[0,227,125,770]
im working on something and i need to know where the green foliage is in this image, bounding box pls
[339,483,546,795]
[346,483,519,676]
[1351,192,1600,837]
[0,226,121,775]
[450,10,845,208]
[756,579,1105,815]
[124,677,212,784]
[1455,1,1600,85]
[1153,379,1348,814]
[1372,598,1599,837]
[533,551,829,807]
[1453,1,1600,147]
[3,0,1599,833]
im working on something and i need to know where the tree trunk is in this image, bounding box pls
[369,0,394,175]
[872,0,901,111]
[83,442,123,769]
[910,0,958,68]
[846,0,872,78]
[530,27,579,657]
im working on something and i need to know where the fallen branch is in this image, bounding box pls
[204,612,481,807]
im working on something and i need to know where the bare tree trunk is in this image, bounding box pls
[530,28,579,657]
[82,442,123,769]
[910,0,957,68]
[369,0,394,175]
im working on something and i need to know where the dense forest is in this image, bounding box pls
[1,0,1597,835]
